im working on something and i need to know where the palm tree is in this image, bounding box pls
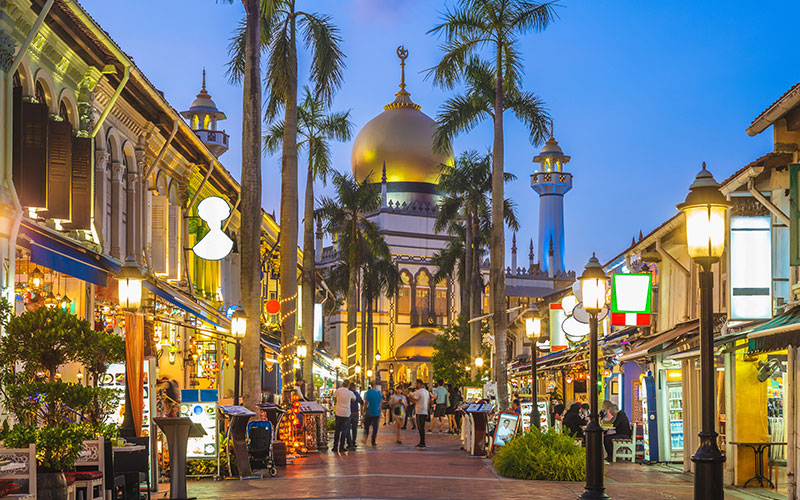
[361,255,400,374]
[428,0,557,409]
[433,150,518,368]
[228,0,345,390]
[222,0,262,410]
[317,173,390,378]
[264,86,352,396]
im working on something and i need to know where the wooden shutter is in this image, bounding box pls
[64,137,92,230]
[45,117,72,220]
[167,204,181,280]
[17,100,48,209]
[151,194,168,274]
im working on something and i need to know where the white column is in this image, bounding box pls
[93,151,110,252]
[110,161,125,259]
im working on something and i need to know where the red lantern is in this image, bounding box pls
[266,300,280,315]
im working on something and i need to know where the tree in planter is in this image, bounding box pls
[431,317,490,388]
[3,423,94,473]
[74,329,126,386]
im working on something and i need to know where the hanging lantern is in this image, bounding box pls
[60,295,71,311]
[117,256,144,312]
[44,291,57,309]
[29,267,44,290]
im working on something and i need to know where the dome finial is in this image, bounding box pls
[202,68,206,92]
[386,46,420,111]
[550,119,554,139]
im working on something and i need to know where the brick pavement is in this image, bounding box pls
[181,424,776,500]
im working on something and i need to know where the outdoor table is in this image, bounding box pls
[729,441,786,488]
[112,445,146,453]
[155,417,206,500]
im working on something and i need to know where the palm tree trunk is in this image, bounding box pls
[360,278,367,388]
[367,296,374,374]
[240,0,262,411]
[464,212,473,322]
[470,210,482,376]
[347,233,358,376]
[279,11,299,395]
[491,43,509,410]
[301,158,315,398]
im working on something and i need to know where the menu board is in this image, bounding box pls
[99,360,154,434]
[464,387,483,401]
[520,401,549,432]
[180,390,218,460]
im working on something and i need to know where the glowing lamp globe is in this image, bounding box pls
[333,356,342,369]
[676,163,730,268]
[44,291,57,309]
[231,306,248,339]
[366,369,373,378]
[296,338,308,359]
[355,365,362,375]
[375,351,381,362]
[293,357,300,370]
[475,356,484,368]
[526,317,542,339]
[29,267,44,290]
[117,256,144,312]
[580,253,607,314]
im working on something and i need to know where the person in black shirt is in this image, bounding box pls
[562,403,586,439]
[348,384,363,449]
[603,403,631,461]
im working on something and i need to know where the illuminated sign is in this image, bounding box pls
[313,303,323,343]
[192,197,234,261]
[611,273,652,326]
[730,215,772,319]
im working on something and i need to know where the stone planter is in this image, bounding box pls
[37,471,67,500]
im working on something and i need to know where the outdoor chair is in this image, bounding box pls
[611,423,638,463]
[68,438,105,500]
[0,443,36,499]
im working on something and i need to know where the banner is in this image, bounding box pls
[124,312,145,436]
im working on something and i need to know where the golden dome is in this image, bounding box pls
[395,331,437,360]
[351,46,449,185]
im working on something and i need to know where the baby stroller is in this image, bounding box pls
[247,420,278,477]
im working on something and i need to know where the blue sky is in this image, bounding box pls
[79,0,794,272]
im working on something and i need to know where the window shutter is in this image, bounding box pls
[45,117,72,220]
[18,100,48,209]
[104,175,112,248]
[167,204,181,280]
[121,172,128,256]
[151,194,168,274]
[64,137,92,230]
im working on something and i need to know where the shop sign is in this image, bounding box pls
[192,197,234,261]
[730,215,772,320]
[611,273,652,326]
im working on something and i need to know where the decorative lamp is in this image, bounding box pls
[29,267,44,290]
[44,291,57,309]
[231,306,248,338]
[333,356,342,369]
[60,295,71,311]
[580,253,608,314]
[367,369,373,378]
[526,316,542,339]
[355,364,362,375]
[676,162,731,268]
[296,337,308,360]
[117,256,144,312]
[475,356,484,368]
[375,351,381,362]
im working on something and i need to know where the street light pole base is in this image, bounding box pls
[691,431,725,500]
[578,491,611,500]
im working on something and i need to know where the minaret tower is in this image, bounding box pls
[531,122,572,276]
[181,69,229,157]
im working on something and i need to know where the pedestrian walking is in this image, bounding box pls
[411,379,430,448]
[363,382,382,446]
[446,384,461,434]
[348,383,363,449]
[431,379,449,433]
[389,387,408,444]
[333,381,355,453]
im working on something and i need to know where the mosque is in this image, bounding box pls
[317,47,576,385]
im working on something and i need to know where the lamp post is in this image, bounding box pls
[231,306,248,406]
[117,256,143,312]
[333,355,342,387]
[677,163,729,500]
[526,316,542,430]
[375,351,381,384]
[578,253,609,500]
[296,337,308,389]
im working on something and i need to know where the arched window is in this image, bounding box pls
[434,278,448,316]
[415,270,431,316]
[398,271,412,315]
[59,101,70,124]
[35,81,46,106]
[12,71,21,88]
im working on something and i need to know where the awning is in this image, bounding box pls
[746,307,800,353]
[617,319,699,362]
[18,219,110,287]
[144,279,230,329]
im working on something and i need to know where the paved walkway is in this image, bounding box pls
[183,424,780,500]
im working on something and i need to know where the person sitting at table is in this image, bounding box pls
[603,403,631,462]
[562,402,586,439]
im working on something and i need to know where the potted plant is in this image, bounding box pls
[0,306,124,499]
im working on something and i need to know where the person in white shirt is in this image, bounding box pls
[388,387,408,444]
[333,380,355,453]
[411,379,430,448]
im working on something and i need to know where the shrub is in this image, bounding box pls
[4,423,94,472]
[492,429,585,481]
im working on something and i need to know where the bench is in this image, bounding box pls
[612,423,638,463]
[0,443,36,499]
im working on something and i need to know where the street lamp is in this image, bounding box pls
[117,256,143,312]
[474,356,484,368]
[296,337,308,360]
[355,364,362,386]
[375,351,381,362]
[677,163,729,500]
[525,315,543,430]
[231,305,248,406]
[333,355,342,386]
[366,369,373,381]
[578,253,609,500]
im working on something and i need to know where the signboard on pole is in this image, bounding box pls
[611,273,652,326]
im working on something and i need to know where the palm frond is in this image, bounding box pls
[434,93,490,156]
[225,19,248,85]
[298,12,345,105]
[263,120,286,153]
[505,88,550,145]
[511,1,560,33]
[264,17,293,121]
